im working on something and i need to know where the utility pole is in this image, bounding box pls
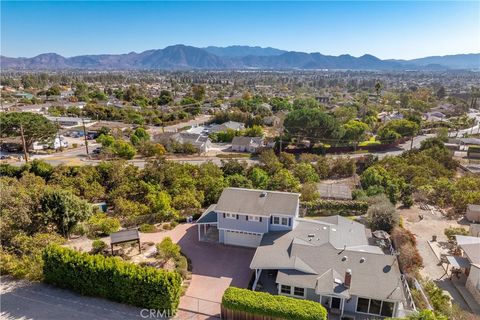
[19,123,29,162]
[82,117,89,158]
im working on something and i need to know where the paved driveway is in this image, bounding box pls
[141,223,256,318]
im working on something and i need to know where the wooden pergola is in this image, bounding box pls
[110,229,141,255]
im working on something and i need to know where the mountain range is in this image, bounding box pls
[1,45,479,71]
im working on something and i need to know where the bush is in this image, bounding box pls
[444,227,469,241]
[138,223,156,233]
[87,213,120,236]
[366,194,399,232]
[156,237,181,261]
[91,240,107,254]
[43,245,182,310]
[222,287,327,320]
[391,227,417,249]
[303,199,368,216]
[398,243,423,274]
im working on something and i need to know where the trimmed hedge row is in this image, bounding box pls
[43,245,182,311]
[303,199,368,216]
[222,287,327,320]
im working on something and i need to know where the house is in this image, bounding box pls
[209,121,245,133]
[466,204,480,223]
[46,116,95,128]
[423,111,446,123]
[455,235,480,305]
[154,132,212,154]
[196,187,408,318]
[231,136,264,153]
[377,111,404,123]
[196,188,300,247]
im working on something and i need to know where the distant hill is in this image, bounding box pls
[1,45,478,70]
[395,53,480,70]
[204,45,286,57]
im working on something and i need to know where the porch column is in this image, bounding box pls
[204,224,207,236]
[341,298,345,316]
[252,269,262,291]
[198,224,201,241]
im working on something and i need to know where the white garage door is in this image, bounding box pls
[224,230,262,248]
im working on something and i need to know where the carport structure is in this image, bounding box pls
[196,204,219,242]
[110,229,141,255]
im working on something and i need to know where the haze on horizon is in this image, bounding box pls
[1,1,479,60]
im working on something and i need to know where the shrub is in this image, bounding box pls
[366,194,399,232]
[423,280,451,317]
[156,237,180,261]
[398,243,423,274]
[91,240,107,254]
[391,227,417,249]
[222,287,327,320]
[43,245,182,310]
[303,199,368,216]
[138,223,156,233]
[87,213,120,236]
[444,227,469,241]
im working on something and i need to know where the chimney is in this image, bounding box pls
[344,269,352,288]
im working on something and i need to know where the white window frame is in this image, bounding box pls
[248,215,260,222]
[225,213,237,219]
[272,216,289,226]
[278,284,306,299]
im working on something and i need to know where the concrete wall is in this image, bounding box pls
[466,265,480,305]
[217,212,269,234]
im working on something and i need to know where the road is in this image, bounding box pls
[3,133,435,168]
[0,276,146,320]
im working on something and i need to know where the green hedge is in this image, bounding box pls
[222,287,327,320]
[43,245,182,311]
[303,199,368,216]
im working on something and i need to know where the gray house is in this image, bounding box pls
[196,188,299,247]
[231,136,264,153]
[196,188,409,319]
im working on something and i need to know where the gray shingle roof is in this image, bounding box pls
[215,188,300,217]
[250,217,405,302]
[197,204,218,224]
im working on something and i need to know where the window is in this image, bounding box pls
[280,285,291,294]
[225,213,236,219]
[380,301,394,317]
[293,287,305,297]
[272,216,289,226]
[248,216,260,222]
[369,299,382,315]
[356,297,395,317]
[356,298,369,313]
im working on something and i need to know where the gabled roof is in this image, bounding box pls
[250,217,405,302]
[197,204,218,224]
[215,188,299,217]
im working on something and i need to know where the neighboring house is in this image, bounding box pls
[154,132,212,154]
[263,115,281,127]
[377,111,404,123]
[466,204,480,223]
[46,116,95,128]
[231,136,264,153]
[210,121,245,133]
[455,235,480,305]
[423,111,446,123]
[317,181,352,200]
[196,187,408,318]
[32,136,68,150]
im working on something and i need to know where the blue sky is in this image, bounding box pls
[1,1,479,59]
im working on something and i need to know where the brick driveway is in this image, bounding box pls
[141,223,256,319]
